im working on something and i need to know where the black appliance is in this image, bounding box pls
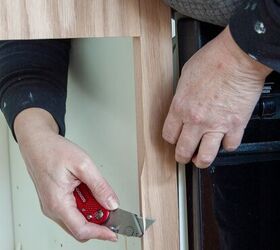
[177,18,280,250]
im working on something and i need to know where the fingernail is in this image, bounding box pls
[106,196,119,210]
[110,234,118,242]
[226,147,236,152]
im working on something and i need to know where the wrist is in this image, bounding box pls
[220,26,272,80]
[14,108,59,143]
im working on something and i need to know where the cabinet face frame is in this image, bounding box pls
[0,0,141,39]
[0,1,179,250]
[132,1,179,249]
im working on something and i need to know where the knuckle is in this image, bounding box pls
[77,239,88,243]
[181,63,189,74]
[199,154,213,166]
[47,201,60,214]
[231,114,242,127]
[73,228,87,242]
[172,98,184,114]
[43,195,63,215]
[77,157,92,174]
[39,201,49,217]
[162,131,177,144]
[188,110,204,125]
[41,205,50,217]
[92,179,111,199]
[175,149,192,164]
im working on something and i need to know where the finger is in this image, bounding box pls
[192,132,224,168]
[175,124,202,164]
[162,111,183,144]
[222,129,244,151]
[59,202,118,242]
[73,158,119,211]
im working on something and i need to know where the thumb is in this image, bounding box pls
[74,158,119,211]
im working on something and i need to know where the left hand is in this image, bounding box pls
[162,26,272,168]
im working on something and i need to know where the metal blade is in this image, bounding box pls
[136,217,155,232]
[103,208,155,237]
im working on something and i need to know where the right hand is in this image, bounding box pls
[162,26,271,168]
[14,108,119,242]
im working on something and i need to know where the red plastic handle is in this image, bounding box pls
[73,183,110,225]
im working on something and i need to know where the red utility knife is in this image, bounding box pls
[74,183,154,237]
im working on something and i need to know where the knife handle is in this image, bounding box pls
[73,183,110,225]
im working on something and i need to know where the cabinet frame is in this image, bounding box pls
[0,1,179,249]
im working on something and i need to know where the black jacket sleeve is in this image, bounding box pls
[0,39,71,139]
[229,0,280,72]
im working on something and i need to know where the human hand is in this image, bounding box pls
[163,26,272,168]
[14,108,119,242]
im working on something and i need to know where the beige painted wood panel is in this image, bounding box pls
[133,1,179,250]
[0,115,14,250]
[0,0,140,39]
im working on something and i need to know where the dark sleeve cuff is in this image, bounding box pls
[1,79,67,139]
[229,0,280,72]
[0,40,70,140]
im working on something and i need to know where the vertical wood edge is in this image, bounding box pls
[133,37,145,177]
[133,1,179,249]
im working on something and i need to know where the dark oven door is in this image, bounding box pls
[177,18,280,250]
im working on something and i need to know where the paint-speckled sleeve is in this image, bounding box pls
[229,0,280,72]
[0,40,70,140]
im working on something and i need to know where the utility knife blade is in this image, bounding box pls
[73,183,155,237]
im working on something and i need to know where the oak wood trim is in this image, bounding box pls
[0,0,140,39]
[133,1,179,249]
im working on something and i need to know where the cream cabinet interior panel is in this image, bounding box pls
[8,38,141,250]
[0,114,14,250]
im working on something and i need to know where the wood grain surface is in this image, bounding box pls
[133,1,179,250]
[0,0,140,39]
